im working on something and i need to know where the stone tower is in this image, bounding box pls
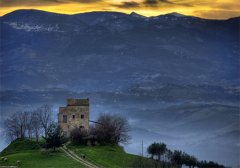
[58,98,89,137]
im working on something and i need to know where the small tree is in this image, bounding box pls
[4,113,21,141]
[171,150,183,168]
[38,105,53,137]
[147,143,156,159]
[155,143,166,161]
[4,111,29,140]
[147,142,166,161]
[31,111,42,142]
[25,111,33,138]
[189,155,198,168]
[44,123,63,151]
[91,114,131,145]
[181,152,198,168]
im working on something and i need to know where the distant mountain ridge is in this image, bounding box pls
[1,9,239,90]
[0,9,239,167]
[2,9,239,20]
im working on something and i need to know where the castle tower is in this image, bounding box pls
[58,98,89,137]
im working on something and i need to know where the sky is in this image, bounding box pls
[0,0,240,19]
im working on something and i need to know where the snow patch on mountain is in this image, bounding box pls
[4,22,64,32]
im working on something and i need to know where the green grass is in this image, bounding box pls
[0,138,86,168]
[0,150,86,168]
[0,138,165,168]
[0,138,41,155]
[68,144,162,168]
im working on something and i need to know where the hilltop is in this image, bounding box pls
[0,138,160,168]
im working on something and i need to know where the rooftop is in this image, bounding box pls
[67,98,89,106]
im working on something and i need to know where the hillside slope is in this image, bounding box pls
[68,144,139,168]
[0,139,86,168]
[0,139,158,168]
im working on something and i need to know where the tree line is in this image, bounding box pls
[145,142,225,168]
[3,104,53,142]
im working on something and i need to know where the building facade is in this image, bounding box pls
[58,98,89,137]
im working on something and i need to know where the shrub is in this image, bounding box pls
[44,123,63,151]
[91,114,130,145]
[70,128,89,145]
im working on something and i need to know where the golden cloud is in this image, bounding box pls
[0,0,239,19]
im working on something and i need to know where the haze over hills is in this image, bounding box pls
[0,9,239,167]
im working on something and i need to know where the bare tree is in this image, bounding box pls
[25,111,33,138]
[4,106,52,142]
[4,111,29,140]
[92,114,131,145]
[4,113,21,141]
[113,115,131,144]
[38,104,53,137]
[17,111,28,138]
[31,111,42,142]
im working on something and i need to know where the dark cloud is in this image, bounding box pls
[142,0,193,7]
[70,0,101,3]
[144,0,158,6]
[144,0,173,7]
[0,0,100,7]
[113,1,140,9]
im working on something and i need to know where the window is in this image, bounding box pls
[63,115,67,123]
[81,114,84,119]
[63,131,68,137]
[72,115,75,119]
[80,126,84,129]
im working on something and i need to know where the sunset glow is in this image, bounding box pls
[0,0,239,19]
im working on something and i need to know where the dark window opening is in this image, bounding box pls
[80,126,84,129]
[63,115,67,123]
[81,114,84,119]
[63,131,68,137]
[72,115,75,119]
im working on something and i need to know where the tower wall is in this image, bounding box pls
[58,99,89,137]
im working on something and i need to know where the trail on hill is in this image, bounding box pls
[60,145,101,168]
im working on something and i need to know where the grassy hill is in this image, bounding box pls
[0,138,162,168]
[0,139,86,168]
[0,138,41,155]
[68,144,139,168]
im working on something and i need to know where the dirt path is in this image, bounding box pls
[60,145,100,168]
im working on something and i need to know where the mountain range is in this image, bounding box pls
[0,9,239,167]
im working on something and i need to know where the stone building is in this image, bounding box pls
[58,98,89,137]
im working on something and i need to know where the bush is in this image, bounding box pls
[44,123,64,151]
[70,128,89,145]
[91,114,130,145]
[129,156,162,168]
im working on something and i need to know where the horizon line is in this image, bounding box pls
[1,9,239,20]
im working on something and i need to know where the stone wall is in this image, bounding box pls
[58,99,89,137]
